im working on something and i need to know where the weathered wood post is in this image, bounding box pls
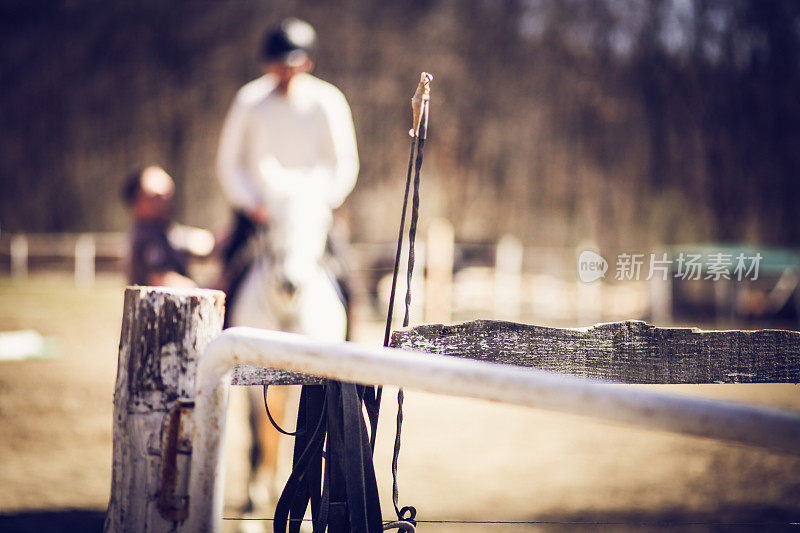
[649,273,673,325]
[425,218,454,323]
[494,235,523,321]
[575,243,603,324]
[104,286,224,532]
[10,233,28,280]
[75,233,96,288]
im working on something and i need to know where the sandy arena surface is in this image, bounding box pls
[1,276,799,532]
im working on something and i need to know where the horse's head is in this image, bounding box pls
[230,160,346,336]
[255,165,333,301]
[268,200,330,297]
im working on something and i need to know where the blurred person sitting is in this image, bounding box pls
[217,17,359,326]
[122,165,214,288]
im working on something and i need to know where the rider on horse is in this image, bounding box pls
[217,17,359,329]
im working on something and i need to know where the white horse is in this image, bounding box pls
[228,166,347,521]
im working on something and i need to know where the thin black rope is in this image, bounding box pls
[391,98,428,527]
[382,138,417,348]
[262,384,307,437]
[402,105,426,330]
[374,122,418,453]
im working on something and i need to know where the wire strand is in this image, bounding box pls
[222,517,800,526]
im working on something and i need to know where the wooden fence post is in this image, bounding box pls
[576,244,603,324]
[10,234,28,280]
[494,235,523,321]
[425,218,454,323]
[104,286,224,532]
[75,233,96,287]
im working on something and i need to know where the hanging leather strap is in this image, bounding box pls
[273,382,384,533]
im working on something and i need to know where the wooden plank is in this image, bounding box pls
[231,365,323,386]
[390,319,800,384]
[105,286,224,532]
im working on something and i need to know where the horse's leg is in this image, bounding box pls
[246,384,287,513]
[230,264,287,531]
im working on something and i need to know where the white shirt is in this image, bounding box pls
[217,73,359,214]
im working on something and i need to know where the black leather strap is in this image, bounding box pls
[273,382,383,533]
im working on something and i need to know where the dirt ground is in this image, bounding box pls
[1,275,799,532]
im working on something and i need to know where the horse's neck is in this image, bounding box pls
[264,199,332,263]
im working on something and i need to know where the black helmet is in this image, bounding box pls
[261,18,317,65]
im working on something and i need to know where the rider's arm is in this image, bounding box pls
[317,86,359,209]
[217,92,265,217]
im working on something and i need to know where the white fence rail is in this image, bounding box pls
[0,231,127,284]
[1,228,607,322]
[186,327,800,532]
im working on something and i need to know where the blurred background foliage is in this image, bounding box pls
[1,0,799,250]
